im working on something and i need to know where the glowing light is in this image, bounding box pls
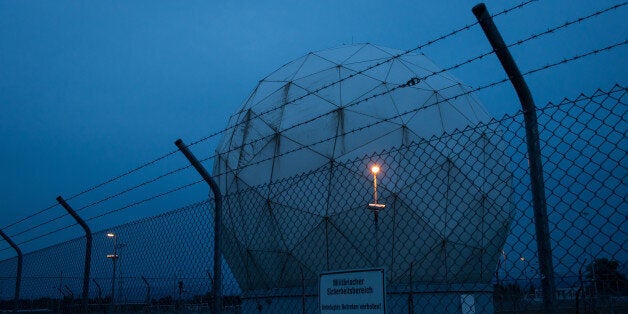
[371,165,380,174]
[368,203,386,209]
[107,233,115,238]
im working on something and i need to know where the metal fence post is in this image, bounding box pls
[175,138,223,313]
[141,276,151,306]
[472,3,557,313]
[0,229,22,312]
[92,279,102,301]
[56,196,93,312]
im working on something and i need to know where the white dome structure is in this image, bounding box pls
[213,43,513,292]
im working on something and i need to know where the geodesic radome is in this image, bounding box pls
[213,43,513,290]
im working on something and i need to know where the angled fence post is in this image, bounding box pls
[92,279,102,301]
[472,3,557,313]
[56,196,92,312]
[0,229,22,312]
[175,138,222,313]
[141,276,151,306]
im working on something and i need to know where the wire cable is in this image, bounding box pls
[4,20,624,244]
[0,0,538,232]
[196,39,628,183]
[106,0,628,204]
[1,203,59,230]
[2,38,624,253]
[191,2,628,171]
[0,179,205,251]
[187,0,539,149]
[10,0,623,243]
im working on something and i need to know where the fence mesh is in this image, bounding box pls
[0,85,626,313]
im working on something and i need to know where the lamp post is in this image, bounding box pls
[106,233,119,313]
[578,210,598,300]
[367,165,386,266]
[371,165,380,205]
[519,257,537,295]
[92,279,102,301]
[496,250,507,286]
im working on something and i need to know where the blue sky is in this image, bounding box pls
[0,0,626,258]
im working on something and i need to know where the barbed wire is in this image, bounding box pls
[5,2,625,248]
[196,39,628,186]
[1,203,59,231]
[522,40,627,76]
[66,1,626,219]
[8,212,70,239]
[189,4,628,170]
[506,2,626,48]
[66,150,182,203]
[75,164,194,213]
[187,0,539,148]
[0,149,179,232]
[0,179,206,252]
[0,174,205,250]
[3,36,623,254]
[2,165,196,238]
[0,0,538,232]
[187,0,626,165]
[83,179,205,223]
[3,35,625,254]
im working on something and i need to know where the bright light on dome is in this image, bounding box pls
[371,165,380,174]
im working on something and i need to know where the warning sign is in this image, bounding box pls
[319,268,386,313]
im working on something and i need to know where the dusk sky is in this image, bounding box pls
[0,0,626,258]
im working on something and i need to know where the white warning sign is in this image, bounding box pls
[319,268,386,313]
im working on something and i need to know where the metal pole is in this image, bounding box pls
[109,235,118,313]
[521,259,530,294]
[300,267,305,314]
[408,262,414,314]
[175,138,223,313]
[57,196,92,311]
[375,209,379,266]
[0,229,22,312]
[58,271,63,312]
[472,3,557,313]
[92,279,102,301]
[373,173,378,204]
[64,285,74,299]
[496,257,501,286]
[141,276,151,307]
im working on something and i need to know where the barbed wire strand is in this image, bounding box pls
[191,35,628,177]
[1,204,59,230]
[6,31,624,252]
[5,26,625,244]
[187,0,539,148]
[0,179,205,250]
[34,0,620,220]
[0,0,538,231]
[1,37,623,252]
[192,39,628,187]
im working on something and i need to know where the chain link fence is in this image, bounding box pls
[0,85,625,313]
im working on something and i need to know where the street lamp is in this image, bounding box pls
[367,164,386,266]
[106,233,119,312]
[520,257,529,284]
[520,257,537,298]
[578,210,598,298]
[496,250,507,285]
